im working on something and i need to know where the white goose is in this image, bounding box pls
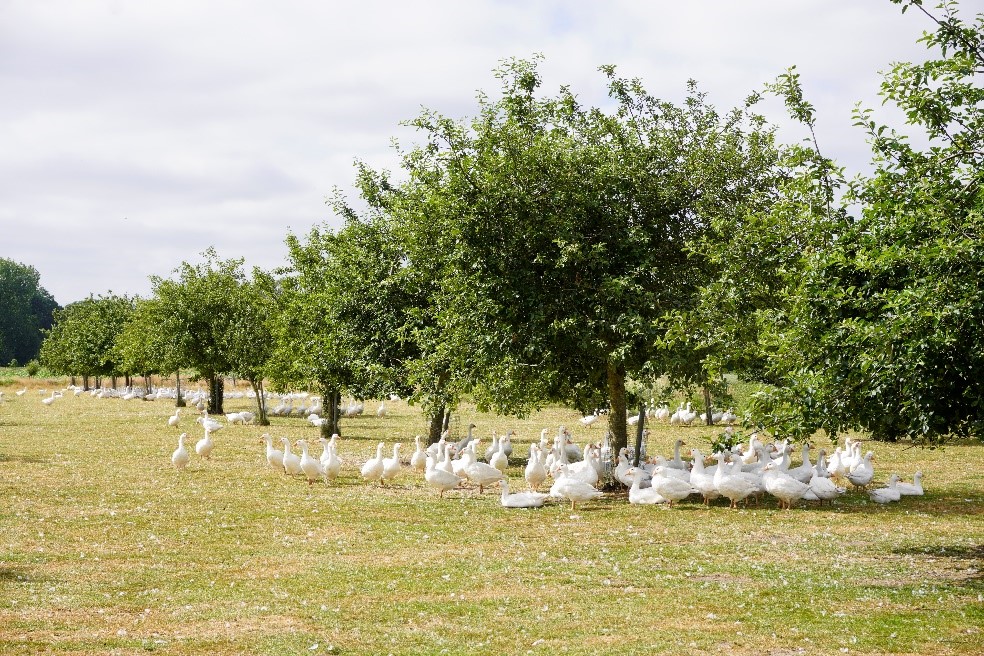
[297,439,325,485]
[196,415,223,434]
[281,437,302,476]
[361,442,386,485]
[688,448,720,505]
[549,471,603,511]
[409,435,427,473]
[524,443,548,491]
[322,439,342,482]
[785,443,815,484]
[424,455,463,498]
[625,467,666,505]
[714,452,759,509]
[380,443,402,485]
[262,433,284,471]
[847,451,875,490]
[167,408,181,428]
[195,431,215,460]
[897,471,924,496]
[579,410,599,429]
[462,460,505,494]
[868,473,901,504]
[761,461,811,510]
[650,466,697,507]
[171,433,190,470]
[489,438,509,474]
[500,478,548,508]
[802,471,846,505]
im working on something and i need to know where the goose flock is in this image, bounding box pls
[6,381,926,510]
[169,410,925,511]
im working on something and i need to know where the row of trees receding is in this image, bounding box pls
[37,1,983,450]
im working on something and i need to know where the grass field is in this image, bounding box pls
[1,378,981,655]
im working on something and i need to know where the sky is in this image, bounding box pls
[1,0,942,306]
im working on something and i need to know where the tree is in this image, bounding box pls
[149,249,249,416]
[114,297,186,404]
[39,295,134,388]
[269,215,424,437]
[0,258,59,365]
[367,57,786,454]
[765,0,984,444]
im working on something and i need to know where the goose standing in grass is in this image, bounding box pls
[167,408,181,428]
[196,414,223,434]
[195,430,215,460]
[484,432,502,462]
[868,473,902,504]
[786,443,815,484]
[171,433,190,470]
[650,466,697,507]
[41,390,61,406]
[16,387,27,397]
[489,438,509,474]
[847,451,875,490]
[462,459,505,494]
[380,443,402,485]
[897,471,924,496]
[625,467,667,505]
[297,439,325,485]
[525,443,548,491]
[761,461,811,510]
[361,442,386,485]
[714,453,759,509]
[376,401,387,417]
[500,478,548,508]
[262,433,284,471]
[425,455,463,498]
[281,437,302,476]
[579,410,600,429]
[549,472,603,511]
[409,436,427,473]
[688,448,720,505]
[802,471,846,505]
[317,436,342,482]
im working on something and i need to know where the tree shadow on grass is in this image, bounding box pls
[891,543,984,586]
[0,566,42,585]
[0,453,47,464]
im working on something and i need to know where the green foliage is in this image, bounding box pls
[354,57,788,453]
[147,248,271,416]
[25,359,40,377]
[39,294,134,380]
[0,258,59,365]
[765,0,984,444]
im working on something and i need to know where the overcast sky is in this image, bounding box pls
[1,0,939,306]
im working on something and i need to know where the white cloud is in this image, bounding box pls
[0,0,940,304]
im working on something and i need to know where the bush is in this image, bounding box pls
[25,360,40,377]
[8,358,18,367]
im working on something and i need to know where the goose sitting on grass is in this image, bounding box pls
[500,478,548,508]
[897,471,924,496]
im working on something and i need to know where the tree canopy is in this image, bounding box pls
[0,258,59,366]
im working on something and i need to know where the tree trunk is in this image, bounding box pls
[111,375,118,391]
[607,361,628,455]
[319,387,341,437]
[82,374,90,391]
[175,370,186,407]
[208,376,224,414]
[250,379,269,426]
[632,404,646,467]
[428,404,446,445]
[703,385,714,425]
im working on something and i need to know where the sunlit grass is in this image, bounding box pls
[1,378,981,655]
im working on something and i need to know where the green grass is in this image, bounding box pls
[1,379,981,655]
